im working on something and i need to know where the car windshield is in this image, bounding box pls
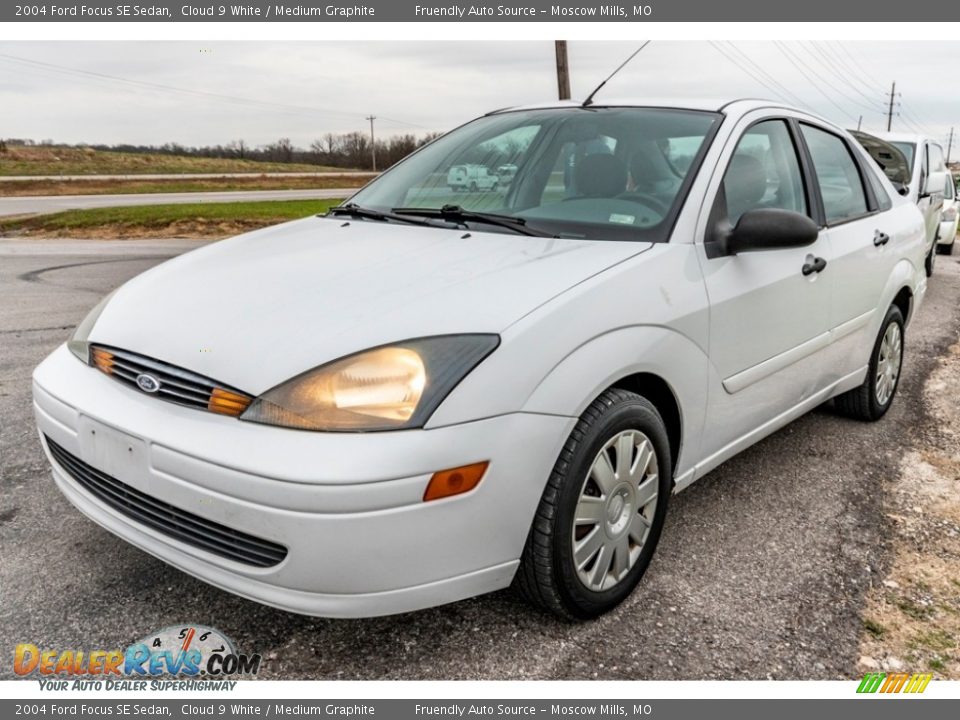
[890,141,916,167]
[347,107,722,242]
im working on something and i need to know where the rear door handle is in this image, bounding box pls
[873,230,890,247]
[802,256,827,276]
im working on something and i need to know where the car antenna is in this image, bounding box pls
[582,41,652,108]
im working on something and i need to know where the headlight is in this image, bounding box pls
[67,291,116,364]
[240,335,499,432]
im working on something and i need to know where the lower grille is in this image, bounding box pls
[45,436,287,568]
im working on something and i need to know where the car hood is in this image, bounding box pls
[89,216,651,394]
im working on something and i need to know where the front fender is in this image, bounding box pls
[520,326,709,481]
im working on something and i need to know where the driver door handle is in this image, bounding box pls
[802,256,827,276]
[874,230,890,247]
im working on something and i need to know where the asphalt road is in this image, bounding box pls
[0,173,373,182]
[2,237,959,680]
[0,189,354,217]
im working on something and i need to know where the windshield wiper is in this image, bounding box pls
[392,205,556,237]
[327,202,438,227]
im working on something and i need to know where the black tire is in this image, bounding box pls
[469,182,478,192]
[834,304,905,421]
[514,388,672,621]
[937,240,955,256]
[925,244,936,276]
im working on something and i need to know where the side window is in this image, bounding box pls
[721,120,807,226]
[801,124,869,224]
[864,163,893,211]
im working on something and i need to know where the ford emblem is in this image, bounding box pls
[135,373,161,393]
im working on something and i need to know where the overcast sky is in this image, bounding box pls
[1,41,957,153]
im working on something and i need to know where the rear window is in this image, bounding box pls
[890,141,916,167]
[801,124,869,225]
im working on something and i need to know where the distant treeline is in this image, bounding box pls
[1,132,444,170]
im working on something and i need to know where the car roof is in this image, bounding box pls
[872,131,935,145]
[489,97,805,115]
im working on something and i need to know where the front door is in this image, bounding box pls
[696,116,833,463]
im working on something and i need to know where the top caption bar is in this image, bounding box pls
[6,0,960,22]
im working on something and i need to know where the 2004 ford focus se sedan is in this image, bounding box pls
[34,98,928,620]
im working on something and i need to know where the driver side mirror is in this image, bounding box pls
[707,208,820,258]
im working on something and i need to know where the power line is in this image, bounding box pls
[805,42,886,111]
[832,42,886,94]
[899,104,940,138]
[783,42,880,116]
[708,41,796,106]
[723,42,807,107]
[773,42,859,124]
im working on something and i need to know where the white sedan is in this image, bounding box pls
[34,98,928,620]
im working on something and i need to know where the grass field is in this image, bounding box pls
[0,198,345,239]
[0,145,346,176]
[0,174,374,197]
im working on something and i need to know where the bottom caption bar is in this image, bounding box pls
[5,700,958,719]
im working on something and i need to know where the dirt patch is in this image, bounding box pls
[0,175,372,197]
[859,341,960,677]
[7,219,279,240]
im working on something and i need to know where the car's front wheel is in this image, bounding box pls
[515,388,672,620]
[834,304,905,421]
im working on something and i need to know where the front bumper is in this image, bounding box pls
[33,344,573,617]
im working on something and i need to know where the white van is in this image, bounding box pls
[447,164,499,192]
[873,133,948,276]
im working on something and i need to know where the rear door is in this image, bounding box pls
[696,114,833,459]
[797,122,902,384]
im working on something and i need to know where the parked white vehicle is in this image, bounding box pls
[937,175,958,255]
[873,132,948,276]
[447,163,499,192]
[34,99,928,621]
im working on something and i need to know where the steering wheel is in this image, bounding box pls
[616,192,671,215]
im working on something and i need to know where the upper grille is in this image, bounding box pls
[45,436,287,568]
[91,345,252,417]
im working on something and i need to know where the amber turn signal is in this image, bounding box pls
[423,461,489,502]
[91,347,115,374]
[208,387,253,417]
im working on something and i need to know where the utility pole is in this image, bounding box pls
[365,115,377,172]
[555,41,571,100]
[947,127,954,164]
[857,115,862,131]
[886,81,896,132]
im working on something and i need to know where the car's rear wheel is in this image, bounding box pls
[834,304,904,421]
[515,388,671,620]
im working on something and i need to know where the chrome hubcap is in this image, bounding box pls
[875,322,902,406]
[572,429,659,592]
